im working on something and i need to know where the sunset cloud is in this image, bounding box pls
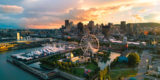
[133,14,144,22]
[0,0,159,29]
[0,5,23,14]
[144,12,160,22]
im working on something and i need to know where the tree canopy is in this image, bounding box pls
[127,53,140,66]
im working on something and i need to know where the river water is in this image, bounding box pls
[0,47,65,80]
[0,48,41,80]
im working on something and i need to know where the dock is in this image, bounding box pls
[7,57,49,80]
[7,47,81,80]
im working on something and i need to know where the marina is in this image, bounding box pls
[0,3,160,79]
[11,43,76,62]
[6,42,79,80]
[0,47,41,80]
[0,41,78,80]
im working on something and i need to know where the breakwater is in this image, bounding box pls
[54,69,85,80]
[7,58,49,80]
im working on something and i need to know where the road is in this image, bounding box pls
[135,50,152,80]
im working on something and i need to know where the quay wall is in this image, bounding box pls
[7,47,81,80]
[8,58,48,80]
[54,69,85,80]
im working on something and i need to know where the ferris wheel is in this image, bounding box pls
[80,34,100,57]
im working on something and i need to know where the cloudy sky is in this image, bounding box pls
[0,0,159,29]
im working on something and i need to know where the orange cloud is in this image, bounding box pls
[21,17,63,29]
[20,0,160,29]
[139,9,147,13]
[60,4,133,25]
[133,14,144,21]
[26,24,61,29]
[0,5,23,14]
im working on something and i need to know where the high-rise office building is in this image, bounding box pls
[64,20,72,33]
[77,22,84,34]
[108,23,113,28]
[65,20,69,27]
[120,21,127,31]
[88,20,94,33]
[127,23,134,35]
[102,23,112,40]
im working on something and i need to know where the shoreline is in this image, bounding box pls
[6,47,81,80]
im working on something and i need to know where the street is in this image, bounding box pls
[135,50,152,80]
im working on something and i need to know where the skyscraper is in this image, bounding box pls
[65,20,69,27]
[102,23,112,40]
[77,22,84,36]
[88,20,94,33]
[127,23,134,35]
[64,20,72,33]
[108,23,113,28]
[120,21,127,31]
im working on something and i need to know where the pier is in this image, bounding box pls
[7,47,80,80]
[7,57,49,80]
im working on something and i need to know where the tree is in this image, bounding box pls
[127,53,140,66]
[99,67,108,80]
[62,66,65,70]
[66,67,70,72]
[52,61,56,66]
[69,62,72,67]
[73,63,76,67]
[107,74,111,80]
[119,76,124,80]
[58,62,62,67]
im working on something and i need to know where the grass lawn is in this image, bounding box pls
[71,63,98,78]
[73,68,85,77]
[110,68,137,80]
[86,63,97,71]
[111,63,130,69]
[144,78,150,80]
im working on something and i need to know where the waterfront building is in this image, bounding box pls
[66,52,79,63]
[17,32,20,41]
[67,52,74,58]
[70,57,79,63]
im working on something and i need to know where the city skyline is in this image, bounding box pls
[0,0,160,29]
[0,1,160,79]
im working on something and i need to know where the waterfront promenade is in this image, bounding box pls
[7,47,80,80]
[0,47,40,80]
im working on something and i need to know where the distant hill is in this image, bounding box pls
[115,22,160,29]
[137,22,160,28]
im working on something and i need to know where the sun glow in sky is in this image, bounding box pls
[0,0,160,29]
